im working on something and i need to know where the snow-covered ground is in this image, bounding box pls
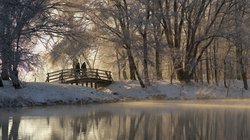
[0,80,250,107]
[104,80,250,100]
[0,81,118,107]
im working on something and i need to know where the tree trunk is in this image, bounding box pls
[200,60,203,83]
[10,34,22,89]
[142,34,150,86]
[236,49,242,80]
[172,49,193,83]
[0,26,9,80]
[133,59,145,88]
[0,4,10,80]
[238,49,248,90]
[10,68,22,89]
[0,76,3,87]
[170,60,173,84]
[213,40,218,85]
[234,0,248,90]
[242,70,248,90]
[194,68,198,82]
[205,49,210,84]
[155,42,163,80]
[173,58,191,83]
[127,47,136,80]
[115,49,121,80]
[0,18,6,84]
[153,15,163,81]
[125,45,145,87]
[176,68,190,83]
[1,45,10,80]
[223,60,228,88]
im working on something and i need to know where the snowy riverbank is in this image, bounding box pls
[0,80,249,107]
[0,81,118,107]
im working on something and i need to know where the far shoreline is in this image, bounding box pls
[2,97,250,109]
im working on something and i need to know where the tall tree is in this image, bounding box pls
[157,0,233,82]
[234,0,248,89]
[137,0,151,86]
[0,0,68,88]
[152,3,164,80]
[84,0,145,87]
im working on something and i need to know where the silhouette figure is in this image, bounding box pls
[76,62,80,74]
[81,62,87,77]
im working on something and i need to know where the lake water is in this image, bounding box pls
[0,101,250,140]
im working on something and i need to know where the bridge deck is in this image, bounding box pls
[46,68,113,88]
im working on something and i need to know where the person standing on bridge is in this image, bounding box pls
[81,62,87,77]
[75,62,80,76]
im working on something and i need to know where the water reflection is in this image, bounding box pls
[0,102,250,140]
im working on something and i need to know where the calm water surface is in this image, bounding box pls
[0,101,250,140]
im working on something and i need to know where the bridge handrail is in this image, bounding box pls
[46,68,113,83]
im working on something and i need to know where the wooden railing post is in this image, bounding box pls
[96,69,99,78]
[46,73,49,82]
[105,71,112,81]
[60,70,64,83]
[109,72,113,81]
[105,71,108,80]
[84,68,87,77]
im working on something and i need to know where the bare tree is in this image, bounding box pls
[0,0,69,88]
[157,0,233,82]
[233,0,248,89]
[151,2,164,80]
[0,75,3,87]
[83,0,145,87]
[137,0,151,86]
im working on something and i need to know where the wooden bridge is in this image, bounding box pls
[46,68,113,88]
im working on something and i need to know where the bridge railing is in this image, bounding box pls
[46,68,113,83]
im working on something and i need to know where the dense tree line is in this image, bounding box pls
[1,0,249,89]
[49,0,248,89]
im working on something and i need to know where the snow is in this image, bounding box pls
[0,80,250,107]
[104,80,250,100]
[0,81,118,107]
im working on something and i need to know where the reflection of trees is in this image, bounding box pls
[0,114,9,140]
[171,110,250,140]
[9,116,21,140]
[128,113,144,140]
[0,114,20,140]
[57,111,114,140]
[43,109,250,140]
[2,108,250,140]
[116,116,126,140]
[156,116,163,140]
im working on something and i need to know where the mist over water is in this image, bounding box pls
[0,101,250,140]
